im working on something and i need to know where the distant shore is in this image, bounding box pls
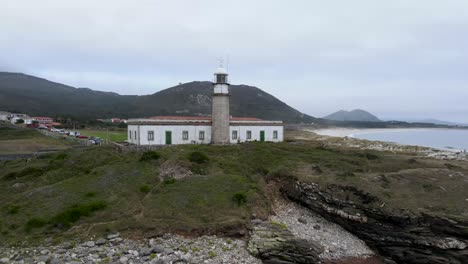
[309,128,433,138]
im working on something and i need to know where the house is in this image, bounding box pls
[9,113,32,124]
[0,111,11,121]
[32,116,54,124]
[127,66,284,145]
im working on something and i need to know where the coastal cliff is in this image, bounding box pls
[282,180,468,264]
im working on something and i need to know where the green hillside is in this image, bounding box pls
[0,72,316,123]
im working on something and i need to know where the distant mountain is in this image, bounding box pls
[323,109,381,122]
[399,118,468,127]
[0,72,316,123]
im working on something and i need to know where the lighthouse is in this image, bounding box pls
[211,64,230,144]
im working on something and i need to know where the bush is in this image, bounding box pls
[6,205,20,214]
[163,178,176,185]
[84,192,96,198]
[18,167,45,178]
[25,218,47,231]
[51,201,107,228]
[140,185,151,193]
[189,151,209,164]
[232,192,247,206]
[140,151,161,162]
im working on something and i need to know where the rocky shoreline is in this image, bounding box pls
[282,180,468,264]
[0,233,261,264]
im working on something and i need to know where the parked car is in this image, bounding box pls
[77,135,88,139]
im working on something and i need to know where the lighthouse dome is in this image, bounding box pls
[215,67,227,74]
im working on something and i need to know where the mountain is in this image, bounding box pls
[323,109,381,122]
[0,72,316,123]
[397,118,468,127]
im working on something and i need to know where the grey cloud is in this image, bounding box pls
[1,0,468,122]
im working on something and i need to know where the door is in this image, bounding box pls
[165,131,172,145]
[260,131,265,142]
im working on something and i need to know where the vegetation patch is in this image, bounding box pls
[189,151,209,164]
[140,151,161,162]
[232,191,248,206]
[140,185,151,194]
[51,201,107,228]
[25,218,47,232]
[6,205,20,215]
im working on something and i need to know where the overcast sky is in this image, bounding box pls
[2,0,468,122]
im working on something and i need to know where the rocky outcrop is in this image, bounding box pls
[282,181,468,264]
[248,220,323,263]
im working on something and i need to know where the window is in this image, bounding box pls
[199,131,205,140]
[134,131,137,140]
[183,131,189,141]
[129,130,132,140]
[273,130,278,139]
[246,130,252,140]
[232,130,238,140]
[148,131,154,141]
[216,74,227,83]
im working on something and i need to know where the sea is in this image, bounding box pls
[351,129,468,152]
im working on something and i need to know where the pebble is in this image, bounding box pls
[0,234,261,264]
[107,233,120,239]
[85,241,95,247]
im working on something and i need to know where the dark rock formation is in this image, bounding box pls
[282,181,468,264]
[248,221,323,264]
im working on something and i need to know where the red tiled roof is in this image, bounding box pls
[32,117,53,119]
[149,116,212,120]
[148,116,265,121]
[230,117,264,121]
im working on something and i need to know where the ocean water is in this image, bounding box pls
[352,129,468,151]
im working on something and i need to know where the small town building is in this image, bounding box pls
[127,66,284,145]
[32,116,54,124]
[0,111,11,121]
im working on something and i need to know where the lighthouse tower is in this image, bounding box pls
[211,64,230,144]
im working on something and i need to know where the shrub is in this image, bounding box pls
[51,201,107,228]
[84,192,96,198]
[3,172,18,181]
[189,151,209,164]
[163,178,176,185]
[365,153,379,160]
[232,192,247,206]
[55,153,68,160]
[18,167,44,178]
[140,151,161,162]
[140,185,151,194]
[6,205,20,214]
[25,218,47,231]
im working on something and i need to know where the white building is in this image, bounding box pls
[127,66,284,145]
[0,111,11,121]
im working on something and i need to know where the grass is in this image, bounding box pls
[0,130,467,245]
[0,126,73,154]
[77,129,127,142]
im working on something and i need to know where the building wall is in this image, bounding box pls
[128,125,212,145]
[128,124,284,145]
[211,94,230,144]
[229,125,284,144]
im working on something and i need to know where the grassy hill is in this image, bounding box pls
[1,132,467,246]
[0,72,316,123]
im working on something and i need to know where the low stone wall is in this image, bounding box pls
[112,142,166,153]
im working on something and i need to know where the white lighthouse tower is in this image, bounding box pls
[211,63,230,144]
